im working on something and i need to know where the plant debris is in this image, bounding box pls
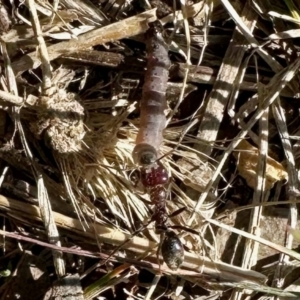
[1,0,300,299]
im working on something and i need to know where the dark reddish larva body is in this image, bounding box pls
[133,22,170,165]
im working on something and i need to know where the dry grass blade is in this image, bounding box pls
[0,194,267,284]
[244,99,269,260]
[195,0,257,157]
[60,0,107,25]
[26,0,52,93]
[220,0,282,72]
[83,264,135,300]
[0,0,66,277]
[2,0,300,298]
[144,274,161,300]
[167,0,191,123]
[233,89,269,300]
[271,99,299,289]
[12,9,157,74]
[206,217,300,262]
[191,55,300,224]
[0,90,37,106]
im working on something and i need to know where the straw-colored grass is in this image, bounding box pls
[0,0,300,299]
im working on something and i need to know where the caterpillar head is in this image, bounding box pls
[132,143,158,166]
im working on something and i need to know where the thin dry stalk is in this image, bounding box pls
[26,0,52,94]
[220,0,283,73]
[59,0,107,25]
[189,55,300,225]
[23,0,65,277]
[271,99,299,289]
[0,90,37,106]
[12,9,157,75]
[206,217,300,262]
[233,82,270,300]
[0,194,267,284]
[144,274,161,300]
[167,0,191,122]
[215,199,300,220]
[2,1,300,298]
[195,0,257,157]
[178,64,295,97]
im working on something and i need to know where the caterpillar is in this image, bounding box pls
[131,23,185,270]
[132,21,170,166]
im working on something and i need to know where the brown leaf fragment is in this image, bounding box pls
[233,140,288,190]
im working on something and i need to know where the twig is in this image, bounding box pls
[26,0,53,94]
[188,55,300,225]
[233,80,270,300]
[12,9,157,75]
[194,0,258,157]
[206,217,300,262]
[177,64,295,97]
[0,194,267,284]
[0,90,37,106]
[220,0,283,73]
[167,0,191,122]
[271,99,299,289]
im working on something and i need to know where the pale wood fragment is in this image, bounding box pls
[12,9,157,75]
[195,1,257,157]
